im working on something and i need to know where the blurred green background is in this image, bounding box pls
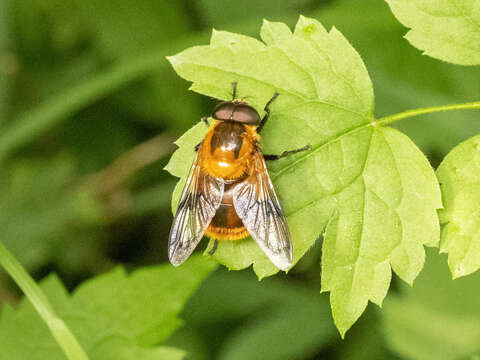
[1,0,480,359]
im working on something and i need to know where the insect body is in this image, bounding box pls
[202,120,257,241]
[168,84,309,271]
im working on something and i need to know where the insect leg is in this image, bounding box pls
[208,240,218,255]
[194,141,203,152]
[231,82,238,100]
[264,144,311,160]
[201,116,210,127]
[257,92,279,134]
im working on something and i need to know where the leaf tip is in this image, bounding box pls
[451,263,468,280]
[338,327,348,339]
[163,163,172,174]
[210,28,219,40]
[298,18,315,34]
[166,55,178,68]
[297,14,307,23]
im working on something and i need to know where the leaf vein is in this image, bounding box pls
[302,36,366,112]
[272,122,373,180]
[381,130,405,208]
[272,45,320,99]
[285,128,374,218]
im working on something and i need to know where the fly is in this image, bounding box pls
[168,83,310,270]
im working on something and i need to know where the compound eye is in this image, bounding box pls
[232,104,261,125]
[213,102,235,121]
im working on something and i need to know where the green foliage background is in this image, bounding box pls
[1,0,480,359]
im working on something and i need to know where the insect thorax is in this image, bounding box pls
[202,121,258,180]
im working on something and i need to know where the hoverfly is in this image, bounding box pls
[168,83,310,270]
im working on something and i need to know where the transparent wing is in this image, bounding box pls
[233,152,293,271]
[168,150,224,266]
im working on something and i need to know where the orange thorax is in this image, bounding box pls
[202,121,258,180]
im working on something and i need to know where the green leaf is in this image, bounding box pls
[166,16,441,335]
[386,0,480,65]
[314,0,480,156]
[0,255,216,359]
[437,134,480,278]
[383,249,480,360]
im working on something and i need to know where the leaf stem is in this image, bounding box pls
[0,241,89,360]
[376,101,480,126]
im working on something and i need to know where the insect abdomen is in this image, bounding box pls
[205,182,249,241]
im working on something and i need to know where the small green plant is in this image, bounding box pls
[166,10,480,336]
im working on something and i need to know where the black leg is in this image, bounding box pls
[231,82,237,100]
[257,92,279,134]
[201,116,209,127]
[264,144,311,160]
[195,141,203,152]
[208,240,218,255]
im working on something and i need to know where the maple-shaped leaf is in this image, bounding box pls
[437,134,480,278]
[166,16,441,335]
